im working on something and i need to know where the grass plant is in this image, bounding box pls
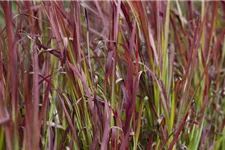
[1,1,225,150]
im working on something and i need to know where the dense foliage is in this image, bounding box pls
[1,1,225,150]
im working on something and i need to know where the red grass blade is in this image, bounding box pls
[168,112,189,150]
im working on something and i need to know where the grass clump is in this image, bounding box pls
[1,1,225,150]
